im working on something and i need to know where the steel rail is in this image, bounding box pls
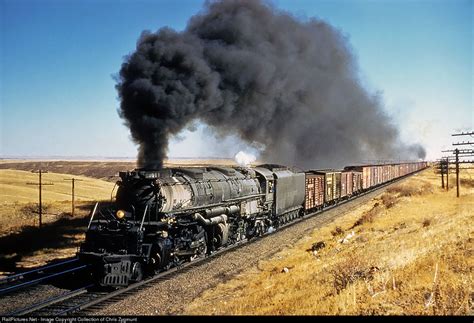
[5,284,95,316]
[0,258,80,285]
[0,264,89,296]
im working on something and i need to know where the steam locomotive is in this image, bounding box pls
[78,162,427,287]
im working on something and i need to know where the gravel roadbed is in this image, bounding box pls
[0,284,69,315]
[92,182,400,316]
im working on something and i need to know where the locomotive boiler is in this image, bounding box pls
[78,165,305,286]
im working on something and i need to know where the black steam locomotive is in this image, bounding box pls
[78,165,305,286]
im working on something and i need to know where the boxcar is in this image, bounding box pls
[341,171,352,198]
[344,166,371,190]
[352,171,363,193]
[304,171,325,211]
[310,170,342,205]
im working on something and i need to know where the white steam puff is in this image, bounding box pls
[235,151,257,166]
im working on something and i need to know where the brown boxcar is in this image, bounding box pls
[310,170,341,204]
[341,170,363,197]
[344,166,370,190]
[352,171,362,193]
[377,165,383,185]
[341,171,352,197]
[372,166,378,186]
[362,167,371,189]
[304,171,325,211]
[382,165,390,183]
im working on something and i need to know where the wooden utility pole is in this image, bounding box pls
[27,170,53,228]
[64,178,83,217]
[440,161,445,189]
[455,148,459,197]
[446,157,449,191]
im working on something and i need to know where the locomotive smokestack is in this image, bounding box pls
[117,0,426,169]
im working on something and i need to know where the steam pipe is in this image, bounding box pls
[194,213,227,226]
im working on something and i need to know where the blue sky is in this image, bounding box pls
[1,0,472,161]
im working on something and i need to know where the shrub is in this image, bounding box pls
[460,178,474,188]
[331,226,344,237]
[331,255,375,293]
[381,193,398,209]
[396,186,419,197]
[352,206,379,228]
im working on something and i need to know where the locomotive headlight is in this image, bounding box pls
[116,210,126,219]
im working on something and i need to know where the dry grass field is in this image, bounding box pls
[186,167,473,315]
[0,169,116,273]
[0,169,115,233]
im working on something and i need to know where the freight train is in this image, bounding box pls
[78,161,427,287]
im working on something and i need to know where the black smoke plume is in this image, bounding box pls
[117,0,426,169]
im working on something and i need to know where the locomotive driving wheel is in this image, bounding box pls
[130,262,143,283]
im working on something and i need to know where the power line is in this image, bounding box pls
[452,141,474,146]
[452,131,474,136]
[441,149,474,154]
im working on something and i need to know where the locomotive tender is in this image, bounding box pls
[78,162,427,287]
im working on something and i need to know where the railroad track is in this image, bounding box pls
[0,258,89,296]
[3,169,425,316]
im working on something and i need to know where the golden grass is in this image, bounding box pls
[185,168,474,315]
[0,169,115,203]
[0,169,115,236]
[0,169,116,273]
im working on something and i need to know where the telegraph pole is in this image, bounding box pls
[455,149,459,197]
[440,160,445,189]
[446,157,449,191]
[450,131,474,197]
[27,170,53,228]
[63,178,83,216]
